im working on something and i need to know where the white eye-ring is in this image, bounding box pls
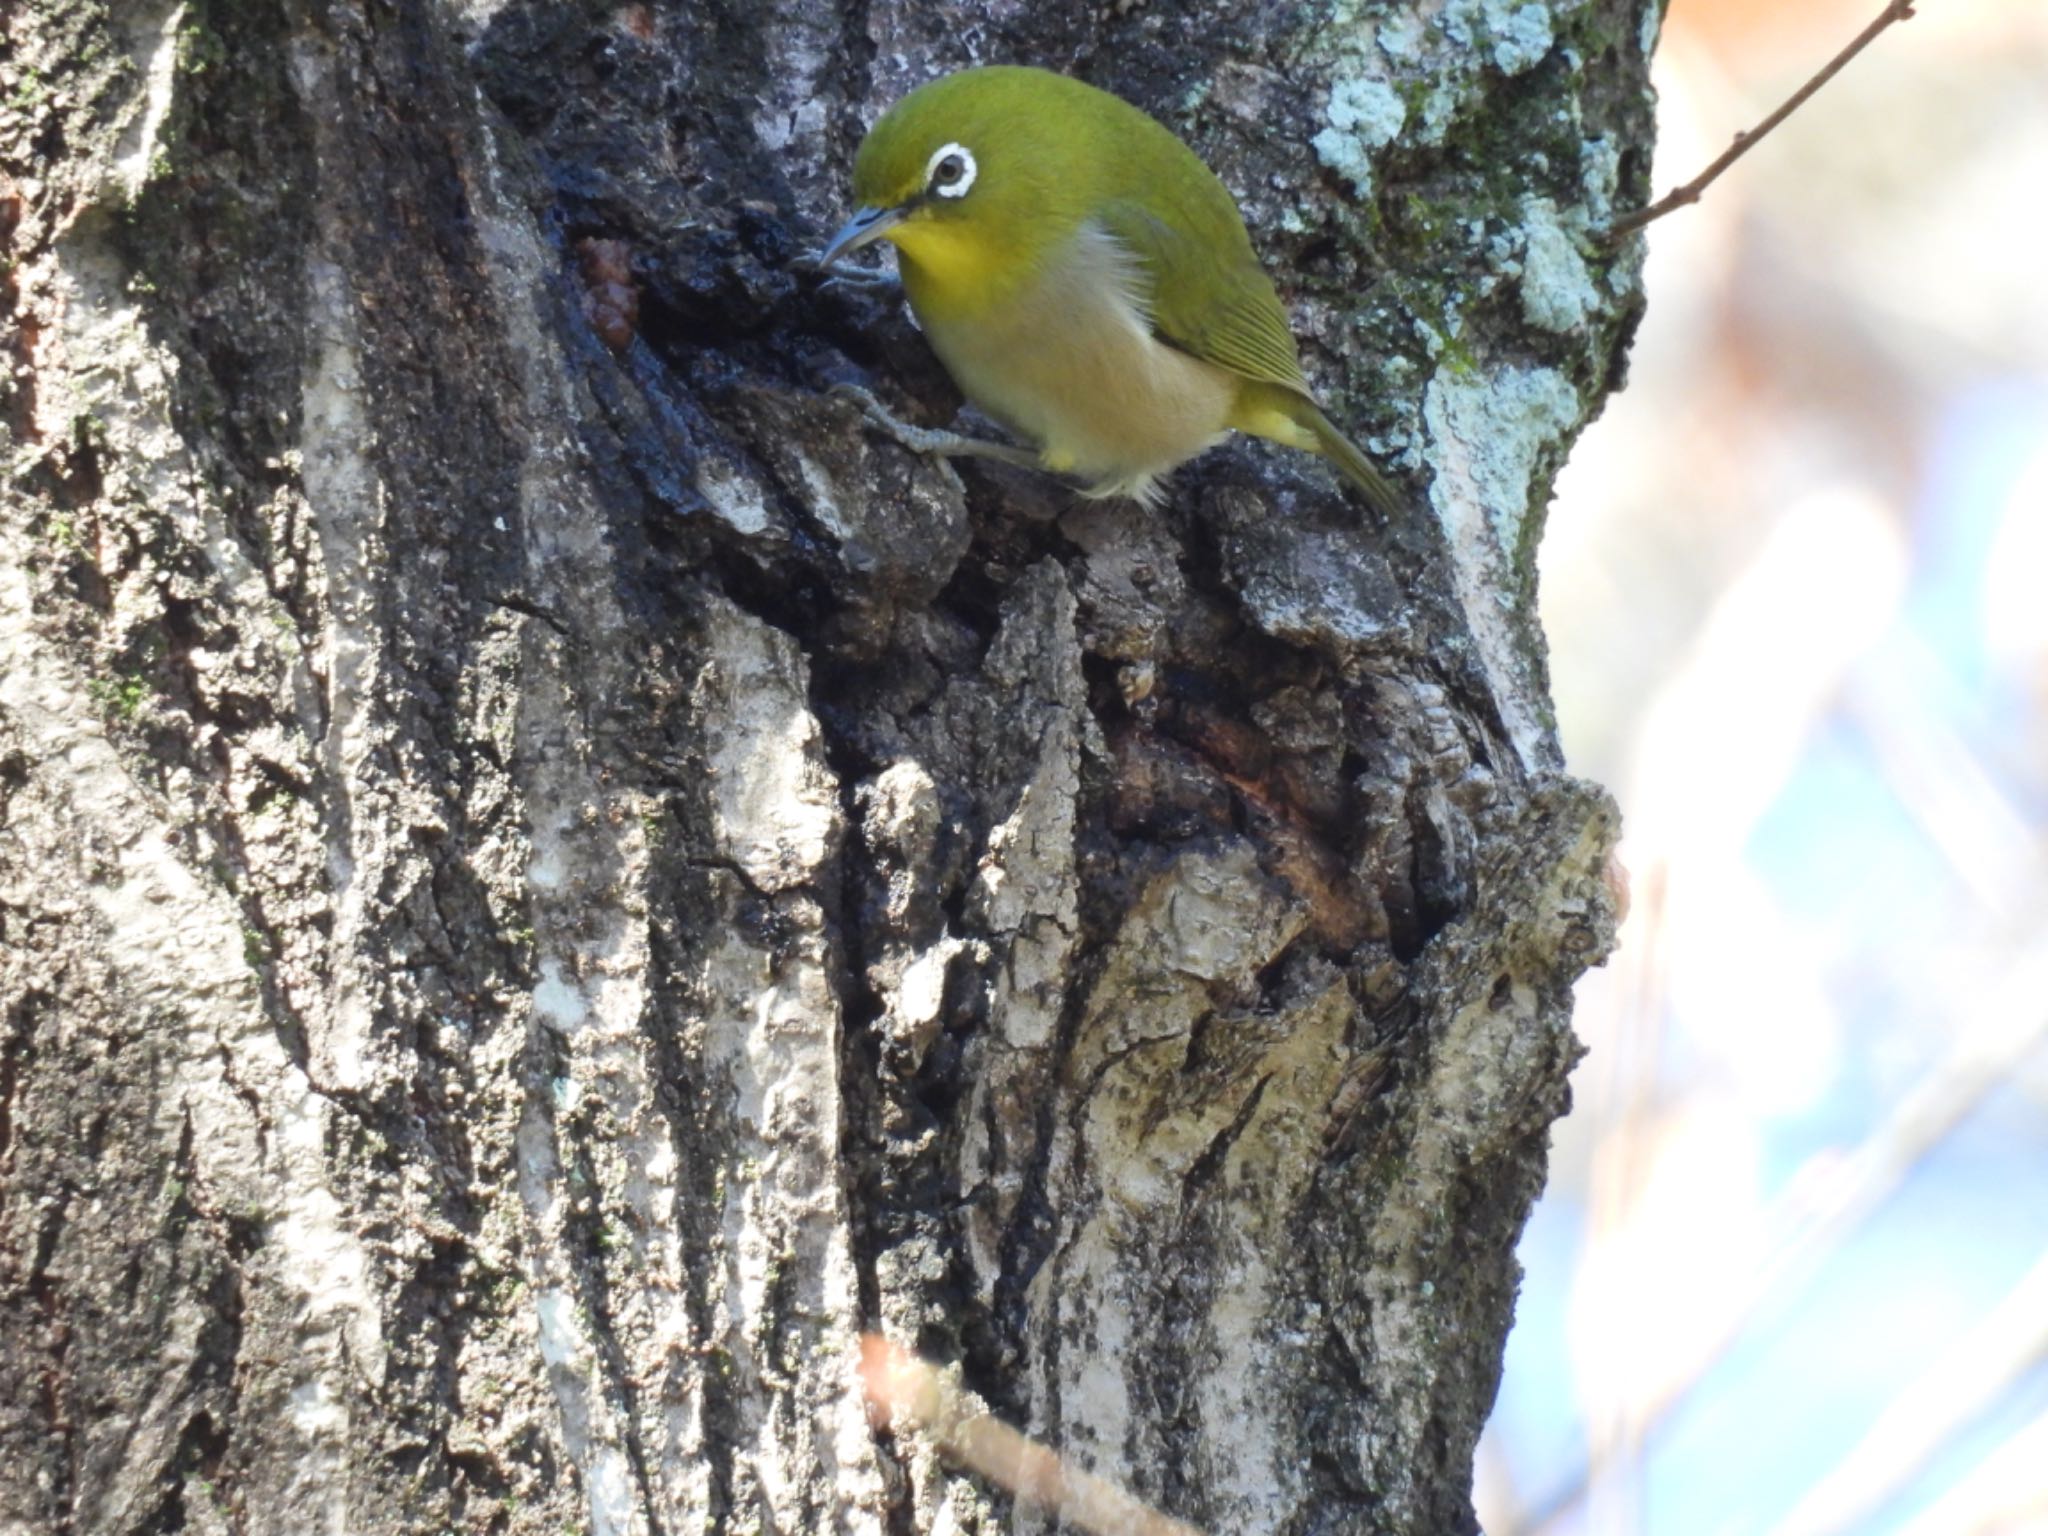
[924,142,977,199]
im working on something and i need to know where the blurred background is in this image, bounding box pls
[1478,2,2048,1534]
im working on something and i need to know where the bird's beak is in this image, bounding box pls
[817,204,907,269]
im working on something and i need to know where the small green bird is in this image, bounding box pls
[818,65,1400,515]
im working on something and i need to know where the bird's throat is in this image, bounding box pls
[887,221,1030,323]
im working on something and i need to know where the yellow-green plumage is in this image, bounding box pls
[822,65,1399,515]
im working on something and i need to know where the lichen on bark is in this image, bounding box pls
[1,0,1652,1532]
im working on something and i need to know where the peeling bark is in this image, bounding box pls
[0,1,1652,1533]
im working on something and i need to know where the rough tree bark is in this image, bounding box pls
[0,0,1653,1532]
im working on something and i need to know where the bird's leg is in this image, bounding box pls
[830,383,1042,472]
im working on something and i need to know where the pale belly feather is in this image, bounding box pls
[911,222,1237,503]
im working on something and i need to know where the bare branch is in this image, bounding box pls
[1604,0,1918,242]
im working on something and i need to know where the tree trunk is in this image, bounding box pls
[0,1,1651,1532]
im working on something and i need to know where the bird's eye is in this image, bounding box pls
[923,142,977,199]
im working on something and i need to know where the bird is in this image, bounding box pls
[817,64,1401,516]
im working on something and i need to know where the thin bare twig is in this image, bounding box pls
[861,1336,1208,1536]
[1604,0,1919,242]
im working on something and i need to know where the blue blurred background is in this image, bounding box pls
[1479,3,2048,1533]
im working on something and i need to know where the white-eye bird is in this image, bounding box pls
[818,64,1400,514]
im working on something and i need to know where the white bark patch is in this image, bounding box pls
[1444,0,1555,75]
[697,609,840,893]
[747,2,834,178]
[971,773,1079,1052]
[533,1290,641,1536]
[791,446,853,543]
[862,760,963,1065]
[1312,74,1407,196]
[689,602,878,1529]
[695,458,778,538]
[700,921,858,1511]
[1517,195,1601,333]
[111,1,186,201]
[897,940,957,1033]
[1423,363,1583,768]
[295,256,385,1091]
[296,288,385,1089]
[291,30,398,1094]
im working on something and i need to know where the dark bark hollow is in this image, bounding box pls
[0,1,1652,1532]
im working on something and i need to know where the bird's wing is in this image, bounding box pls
[1095,197,1312,397]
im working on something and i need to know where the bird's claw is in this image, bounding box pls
[828,383,1041,470]
[813,264,902,295]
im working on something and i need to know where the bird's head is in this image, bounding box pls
[819,67,1096,298]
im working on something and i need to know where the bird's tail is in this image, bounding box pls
[1301,403,1402,520]
[1235,383,1403,518]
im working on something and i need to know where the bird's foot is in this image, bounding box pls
[813,264,903,296]
[829,383,1042,471]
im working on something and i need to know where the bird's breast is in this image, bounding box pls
[903,221,1236,494]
